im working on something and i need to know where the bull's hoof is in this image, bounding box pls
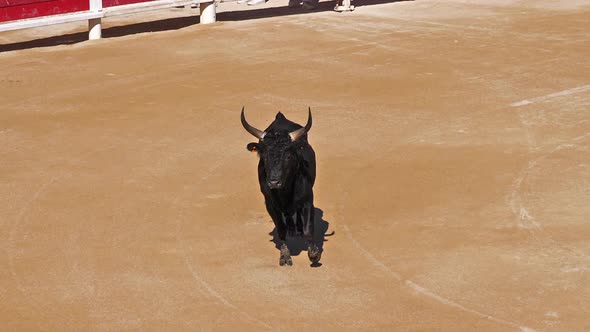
[308,245,321,263]
[279,244,292,266]
[279,254,293,266]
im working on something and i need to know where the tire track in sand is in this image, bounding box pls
[6,176,59,331]
[334,161,537,332]
[509,131,590,231]
[509,85,590,231]
[342,224,537,332]
[510,95,590,278]
[172,160,272,330]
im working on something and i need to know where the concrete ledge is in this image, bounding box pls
[0,11,102,32]
[103,0,196,17]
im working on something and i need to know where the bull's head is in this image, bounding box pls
[241,107,312,190]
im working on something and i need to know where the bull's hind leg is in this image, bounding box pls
[308,245,320,263]
[302,204,321,264]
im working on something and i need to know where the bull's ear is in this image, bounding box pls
[247,142,259,152]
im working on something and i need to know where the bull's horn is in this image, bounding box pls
[241,107,266,140]
[289,107,312,141]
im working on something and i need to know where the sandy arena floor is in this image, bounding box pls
[1,0,590,331]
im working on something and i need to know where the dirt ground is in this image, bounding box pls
[1,0,590,331]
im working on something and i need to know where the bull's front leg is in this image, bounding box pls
[265,201,292,266]
[301,203,321,264]
[275,219,293,267]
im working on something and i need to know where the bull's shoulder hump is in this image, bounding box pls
[265,117,303,132]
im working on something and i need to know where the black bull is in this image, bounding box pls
[241,107,321,266]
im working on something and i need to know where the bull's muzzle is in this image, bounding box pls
[268,180,282,189]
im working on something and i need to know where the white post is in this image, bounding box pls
[334,0,354,12]
[88,0,103,39]
[200,1,216,24]
[88,18,102,39]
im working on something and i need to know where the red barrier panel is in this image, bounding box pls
[0,0,89,22]
[103,0,156,8]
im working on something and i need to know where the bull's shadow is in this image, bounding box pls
[270,207,333,267]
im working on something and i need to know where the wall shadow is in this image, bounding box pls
[218,0,411,22]
[270,207,335,267]
[0,15,199,53]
